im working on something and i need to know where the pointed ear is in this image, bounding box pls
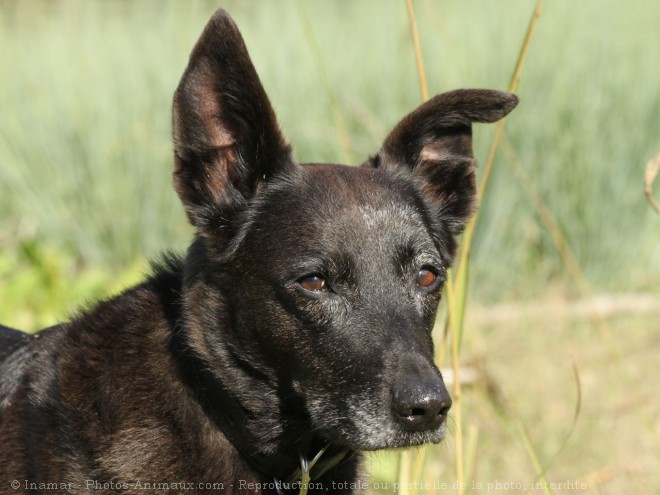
[364,89,518,237]
[172,9,295,232]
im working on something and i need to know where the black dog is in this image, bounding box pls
[0,9,517,494]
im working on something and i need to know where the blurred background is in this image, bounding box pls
[0,0,658,493]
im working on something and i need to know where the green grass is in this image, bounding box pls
[1,1,659,493]
[0,243,143,329]
[1,0,658,302]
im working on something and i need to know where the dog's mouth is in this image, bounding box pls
[353,413,449,451]
[309,397,450,452]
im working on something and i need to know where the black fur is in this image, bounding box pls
[0,9,517,494]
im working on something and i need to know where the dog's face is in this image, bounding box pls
[227,165,450,449]
[172,10,517,451]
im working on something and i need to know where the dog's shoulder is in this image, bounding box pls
[0,324,63,411]
[0,324,31,363]
[0,254,185,410]
[0,256,190,478]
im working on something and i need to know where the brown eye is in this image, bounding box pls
[298,275,326,292]
[416,267,438,288]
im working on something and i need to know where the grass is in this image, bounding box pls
[0,243,144,329]
[1,0,658,301]
[1,0,659,493]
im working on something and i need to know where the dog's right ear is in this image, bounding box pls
[172,9,295,233]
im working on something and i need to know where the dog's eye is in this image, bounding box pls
[416,267,439,288]
[298,274,327,292]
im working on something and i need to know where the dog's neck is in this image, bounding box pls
[167,269,353,486]
[172,326,354,484]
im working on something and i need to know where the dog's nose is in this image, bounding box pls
[392,379,452,431]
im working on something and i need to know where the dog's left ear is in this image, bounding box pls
[172,9,294,233]
[364,89,518,239]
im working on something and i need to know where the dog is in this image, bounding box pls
[0,9,517,494]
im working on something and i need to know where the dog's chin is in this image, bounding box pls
[345,421,448,451]
[315,415,448,452]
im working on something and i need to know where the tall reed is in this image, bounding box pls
[398,1,545,493]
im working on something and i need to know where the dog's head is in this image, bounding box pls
[172,10,517,451]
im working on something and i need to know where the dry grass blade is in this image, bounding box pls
[445,267,469,494]
[464,424,480,489]
[644,150,660,215]
[477,0,544,200]
[454,0,545,310]
[532,362,582,482]
[405,0,429,102]
[507,0,545,99]
[502,392,555,495]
